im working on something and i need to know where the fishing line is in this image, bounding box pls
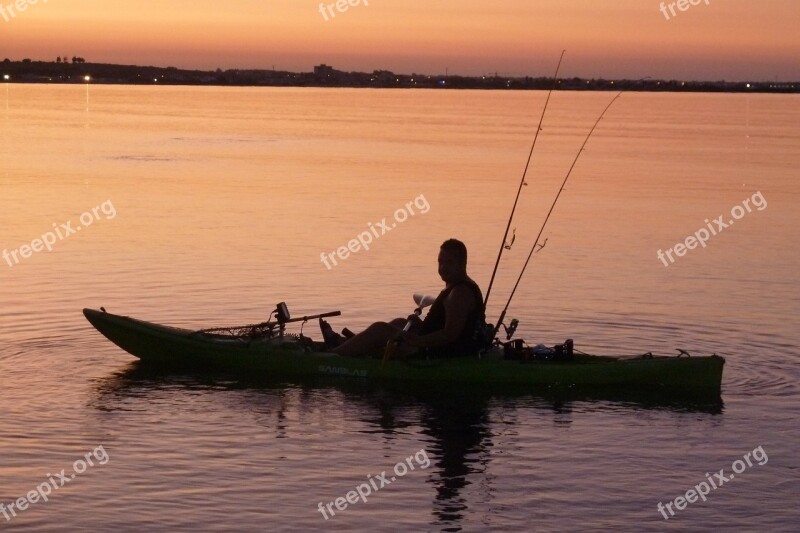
[483,50,566,308]
[492,90,625,336]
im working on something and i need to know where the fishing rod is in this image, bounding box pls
[491,90,624,337]
[483,50,566,309]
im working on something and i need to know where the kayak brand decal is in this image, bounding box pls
[318,365,368,377]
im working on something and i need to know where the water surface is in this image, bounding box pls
[1,86,798,531]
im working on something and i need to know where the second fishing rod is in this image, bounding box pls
[489,89,625,339]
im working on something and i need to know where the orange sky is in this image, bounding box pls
[1,0,798,80]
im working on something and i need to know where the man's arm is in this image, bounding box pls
[408,286,475,348]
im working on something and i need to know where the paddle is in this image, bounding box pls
[382,293,436,364]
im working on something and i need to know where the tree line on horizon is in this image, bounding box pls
[56,57,87,64]
[2,57,87,64]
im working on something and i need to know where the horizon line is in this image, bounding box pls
[3,58,799,85]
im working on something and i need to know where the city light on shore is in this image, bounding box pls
[84,75,91,111]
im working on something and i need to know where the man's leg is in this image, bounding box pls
[331,322,400,357]
[389,343,418,359]
[389,315,422,332]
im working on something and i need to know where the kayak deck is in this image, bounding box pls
[83,308,725,390]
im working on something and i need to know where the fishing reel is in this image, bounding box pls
[486,318,519,341]
[503,318,519,340]
[476,318,519,355]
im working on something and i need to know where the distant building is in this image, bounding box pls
[314,64,335,77]
[372,70,395,83]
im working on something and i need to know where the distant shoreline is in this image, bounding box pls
[1,60,797,94]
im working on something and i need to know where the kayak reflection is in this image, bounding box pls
[91,363,722,527]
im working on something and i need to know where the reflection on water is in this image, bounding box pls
[90,362,725,528]
[94,362,725,414]
[92,364,725,420]
[421,395,492,526]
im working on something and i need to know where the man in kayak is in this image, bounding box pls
[323,239,486,358]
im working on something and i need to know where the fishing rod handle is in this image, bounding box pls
[492,309,508,337]
[402,309,422,333]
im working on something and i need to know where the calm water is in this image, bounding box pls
[1,86,798,531]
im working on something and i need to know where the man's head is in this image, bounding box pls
[438,239,468,283]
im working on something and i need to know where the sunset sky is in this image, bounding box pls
[1,0,798,80]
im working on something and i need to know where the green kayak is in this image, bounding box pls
[83,308,724,391]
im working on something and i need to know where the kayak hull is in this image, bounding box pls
[83,309,725,390]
